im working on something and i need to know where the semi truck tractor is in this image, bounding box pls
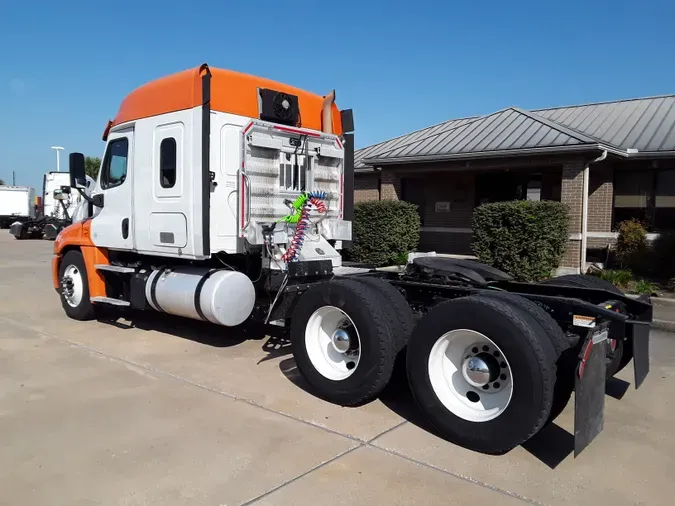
[9,172,94,240]
[0,185,36,229]
[52,64,652,456]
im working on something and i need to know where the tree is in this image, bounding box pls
[85,157,101,179]
[0,178,5,185]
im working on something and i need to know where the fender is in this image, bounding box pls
[52,219,109,297]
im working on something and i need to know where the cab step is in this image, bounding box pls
[90,296,131,307]
[95,264,135,274]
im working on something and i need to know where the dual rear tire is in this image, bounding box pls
[290,279,567,454]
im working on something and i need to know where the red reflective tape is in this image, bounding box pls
[578,338,594,379]
[240,173,245,231]
[335,137,343,149]
[339,173,344,218]
[243,122,254,135]
[273,125,321,137]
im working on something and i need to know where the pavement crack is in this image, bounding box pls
[239,445,362,506]
[366,444,546,506]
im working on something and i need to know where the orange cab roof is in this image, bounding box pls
[110,64,342,135]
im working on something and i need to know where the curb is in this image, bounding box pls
[652,320,675,333]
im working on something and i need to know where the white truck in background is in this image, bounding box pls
[43,172,80,221]
[0,185,36,229]
[9,172,94,240]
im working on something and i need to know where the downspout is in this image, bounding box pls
[581,149,607,273]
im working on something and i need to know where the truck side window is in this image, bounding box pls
[160,138,177,188]
[101,138,129,190]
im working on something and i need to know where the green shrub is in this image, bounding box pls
[345,200,420,266]
[615,219,647,267]
[632,279,658,295]
[471,200,569,282]
[589,268,633,289]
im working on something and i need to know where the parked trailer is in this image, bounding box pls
[52,64,651,457]
[0,185,36,229]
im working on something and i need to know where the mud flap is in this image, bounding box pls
[631,321,650,389]
[574,328,608,457]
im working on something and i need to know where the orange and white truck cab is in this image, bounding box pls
[52,63,353,321]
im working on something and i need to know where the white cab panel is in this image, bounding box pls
[208,112,248,254]
[129,107,206,259]
[149,213,187,248]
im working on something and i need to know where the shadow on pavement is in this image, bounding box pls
[96,309,260,348]
[521,424,574,469]
[605,376,630,400]
[258,334,293,364]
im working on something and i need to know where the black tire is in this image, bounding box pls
[542,274,631,377]
[58,250,96,321]
[479,291,574,422]
[349,276,414,351]
[290,279,398,406]
[406,295,558,454]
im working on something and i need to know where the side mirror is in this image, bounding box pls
[53,189,67,201]
[69,153,87,189]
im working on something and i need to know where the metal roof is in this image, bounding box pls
[357,95,675,170]
[533,96,675,153]
[354,117,476,169]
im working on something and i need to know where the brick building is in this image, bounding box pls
[354,97,675,273]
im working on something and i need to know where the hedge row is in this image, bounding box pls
[472,200,570,282]
[345,200,420,266]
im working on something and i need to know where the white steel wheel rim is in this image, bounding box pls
[428,329,513,422]
[305,306,361,381]
[62,264,84,308]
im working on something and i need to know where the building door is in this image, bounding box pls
[401,177,426,225]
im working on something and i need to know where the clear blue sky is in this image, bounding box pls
[2,0,674,190]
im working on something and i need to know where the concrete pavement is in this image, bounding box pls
[1,232,674,505]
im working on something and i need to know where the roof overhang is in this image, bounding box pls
[357,144,674,172]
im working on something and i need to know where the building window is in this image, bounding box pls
[160,138,177,188]
[614,169,675,232]
[100,138,128,190]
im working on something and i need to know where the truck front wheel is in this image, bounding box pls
[290,279,398,406]
[406,295,558,454]
[58,250,96,321]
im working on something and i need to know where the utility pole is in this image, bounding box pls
[51,146,64,172]
[12,170,16,185]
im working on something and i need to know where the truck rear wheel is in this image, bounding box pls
[479,291,575,423]
[348,276,414,351]
[290,279,397,406]
[58,250,95,321]
[406,295,557,454]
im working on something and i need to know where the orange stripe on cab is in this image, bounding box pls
[52,220,109,298]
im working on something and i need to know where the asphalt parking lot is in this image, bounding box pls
[1,232,674,505]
